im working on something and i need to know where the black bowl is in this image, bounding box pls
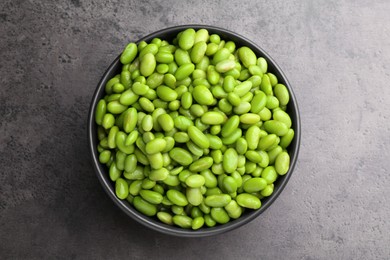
[88,25,301,237]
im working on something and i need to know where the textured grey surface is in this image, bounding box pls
[1,0,390,259]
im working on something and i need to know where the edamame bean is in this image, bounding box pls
[167,190,188,206]
[145,138,167,154]
[141,115,153,132]
[174,115,193,131]
[224,200,242,219]
[204,214,216,227]
[261,184,274,197]
[243,177,268,193]
[223,148,238,173]
[261,166,278,184]
[186,141,204,157]
[115,178,129,199]
[275,151,290,175]
[236,193,261,209]
[221,128,242,145]
[201,111,226,125]
[188,126,210,149]
[107,100,127,114]
[280,129,294,148]
[258,134,277,151]
[233,101,251,114]
[210,208,230,224]
[173,215,192,228]
[222,176,237,193]
[260,74,272,95]
[273,109,292,128]
[263,120,289,136]
[215,60,236,73]
[192,216,205,230]
[140,190,163,204]
[274,84,290,106]
[140,53,156,77]
[123,107,137,133]
[157,212,173,225]
[181,92,192,110]
[240,113,260,124]
[133,196,157,216]
[129,180,143,196]
[175,63,195,81]
[207,135,223,150]
[227,92,241,106]
[266,95,280,110]
[169,147,193,166]
[205,194,231,208]
[267,73,278,86]
[120,43,138,64]
[189,157,213,173]
[95,100,106,125]
[99,150,111,164]
[120,89,139,106]
[156,114,174,132]
[201,170,218,188]
[174,132,190,143]
[238,47,257,68]
[124,154,137,173]
[257,57,268,73]
[192,85,214,105]
[179,28,196,50]
[155,51,174,64]
[186,187,203,206]
[221,115,240,138]
[149,168,169,181]
[191,41,207,63]
[139,97,155,112]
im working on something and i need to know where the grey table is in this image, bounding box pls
[1,0,389,259]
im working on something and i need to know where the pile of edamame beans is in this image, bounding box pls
[95,28,294,229]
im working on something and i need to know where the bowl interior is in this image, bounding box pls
[88,25,300,237]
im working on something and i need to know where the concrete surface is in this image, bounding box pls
[1,0,390,259]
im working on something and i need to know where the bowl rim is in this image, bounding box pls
[88,24,301,237]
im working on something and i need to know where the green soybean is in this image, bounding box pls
[140,53,156,77]
[167,190,188,206]
[115,178,129,199]
[133,196,157,216]
[221,115,240,137]
[263,120,289,136]
[238,47,257,68]
[201,111,226,125]
[275,151,290,175]
[120,43,138,64]
[192,216,205,230]
[192,85,214,105]
[236,193,261,209]
[188,125,210,149]
[173,215,192,229]
[179,28,196,50]
[169,147,193,166]
[189,157,213,173]
[274,84,290,106]
[205,194,231,208]
[140,190,163,204]
[280,129,294,148]
[210,207,230,224]
[95,99,106,125]
[157,212,173,225]
[223,148,238,173]
[186,187,203,206]
[243,177,268,193]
